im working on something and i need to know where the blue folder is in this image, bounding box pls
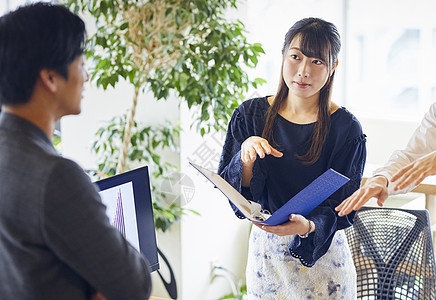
[190,161,349,225]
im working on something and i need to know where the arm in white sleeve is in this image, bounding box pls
[373,102,436,195]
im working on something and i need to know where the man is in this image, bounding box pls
[336,102,436,216]
[0,3,152,299]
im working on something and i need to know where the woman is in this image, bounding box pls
[218,18,366,299]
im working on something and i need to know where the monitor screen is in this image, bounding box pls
[95,166,159,272]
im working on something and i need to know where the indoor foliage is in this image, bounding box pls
[90,114,199,232]
[65,0,265,231]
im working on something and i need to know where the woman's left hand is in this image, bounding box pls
[252,214,313,237]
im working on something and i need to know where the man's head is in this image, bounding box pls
[0,2,86,106]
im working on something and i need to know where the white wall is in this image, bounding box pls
[179,103,252,300]
[358,115,421,169]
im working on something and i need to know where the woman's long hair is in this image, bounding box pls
[262,18,341,165]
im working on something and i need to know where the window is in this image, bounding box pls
[239,0,436,122]
[345,0,436,120]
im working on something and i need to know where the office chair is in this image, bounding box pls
[345,207,436,300]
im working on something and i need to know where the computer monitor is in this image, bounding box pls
[95,166,159,272]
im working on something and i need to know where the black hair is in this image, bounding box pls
[262,18,341,165]
[0,2,86,105]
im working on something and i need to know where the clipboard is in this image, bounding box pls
[189,161,349,225]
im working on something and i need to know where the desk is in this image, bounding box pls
[149,297,171,300]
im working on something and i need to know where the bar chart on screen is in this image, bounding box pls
[99,181,141,251]
[113,189,126,237]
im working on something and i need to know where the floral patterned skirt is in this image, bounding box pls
[246,226,356,300]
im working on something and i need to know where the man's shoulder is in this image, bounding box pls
[47,156,93,188]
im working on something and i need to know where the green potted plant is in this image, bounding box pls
[65,0,265,232]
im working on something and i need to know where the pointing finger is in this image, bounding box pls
[270,147,283,158]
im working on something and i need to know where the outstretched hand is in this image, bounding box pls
[390,151,436,191]
[252,214,312,237]
[241,136,283,166]
[335,176,388,216]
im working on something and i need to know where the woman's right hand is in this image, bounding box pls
[241,136,283,165]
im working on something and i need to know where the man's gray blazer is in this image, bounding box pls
[0,112,152,300]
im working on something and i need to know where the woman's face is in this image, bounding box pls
[282,35,334,101]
